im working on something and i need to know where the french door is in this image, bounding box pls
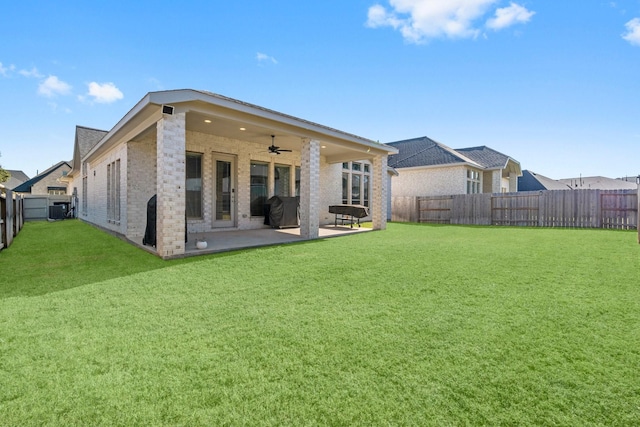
[212,154,236,228]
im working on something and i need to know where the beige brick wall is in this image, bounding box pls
[319,162,342,225]
[127,135,157,238]
[83,144,128,234]
[393,165,468,197]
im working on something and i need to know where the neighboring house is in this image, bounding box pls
[66,89,397,259]
[387,136,522,197]
[558,176,638,190]
[13,161,71,195]
[519,170,639,191]
[2,170,30,191]
[518,170,571,191]
[13,161,72,220]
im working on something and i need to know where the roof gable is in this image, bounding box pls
[13,161,71,193]
[70,126,108,175]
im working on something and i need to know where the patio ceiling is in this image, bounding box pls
[185,110,374,163]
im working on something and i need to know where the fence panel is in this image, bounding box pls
[491,192,540,226]
[393,189,638,230]
[391,196,419,223]
[418,196,452,223]
[453,193,491,225]
[601,190,638,230]
[0,194,5,250]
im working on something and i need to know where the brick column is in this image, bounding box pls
[300,138,320,239]
[372,154,388,230]
[492,170,502,193]
[156,112,186,258]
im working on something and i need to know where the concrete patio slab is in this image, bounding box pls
[132,225,371,258]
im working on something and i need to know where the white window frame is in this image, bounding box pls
[342,161,371,206]
[466,169,481,194]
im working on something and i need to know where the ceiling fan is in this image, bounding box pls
[268,134,292,155]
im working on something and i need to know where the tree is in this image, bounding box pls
[0,152,10,183]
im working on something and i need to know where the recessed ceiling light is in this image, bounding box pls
[204,119,212,123]
[239,127,246,131]
[321,145,327,149]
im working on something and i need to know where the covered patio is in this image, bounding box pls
[77,89,397,259]
[132,225,371,258]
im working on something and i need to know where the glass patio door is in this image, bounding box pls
[213,154,236,228]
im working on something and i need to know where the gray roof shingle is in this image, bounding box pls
[455,146,512,169]
[387,136,482,169]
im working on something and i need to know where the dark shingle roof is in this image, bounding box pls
[13,161,71,193]
[387,136,481,169]
[518,170,571,191]
[456,146,511,169]
[77,126,107,158]
[69,126,108,176]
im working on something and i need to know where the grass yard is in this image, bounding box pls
[1,220,639,426]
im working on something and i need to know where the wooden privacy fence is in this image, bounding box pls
[1,190,25,251]
[392,189,638,230]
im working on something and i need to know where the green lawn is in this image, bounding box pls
[1,220,639,426]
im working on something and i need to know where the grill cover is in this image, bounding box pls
[266,196,300,228]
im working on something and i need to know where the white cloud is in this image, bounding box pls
[38,75,72,97]
[367,0,534,43]
[19,67,43,78]
[486,2,535,30]
[256,52,278,64]
[86,82,124,104]
[622,18,640,46]
[367,0,497,42]
[0,62,16,77]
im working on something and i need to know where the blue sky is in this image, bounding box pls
[1,0,639,180]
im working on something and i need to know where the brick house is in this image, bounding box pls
[66,89,397,259]
[387,136,521,197]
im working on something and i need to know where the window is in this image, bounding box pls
[342,173,349,204]
[295,167,301,197]
[341,161,371,206]
[186,153,202,218]
[48,186,66,195]
[467,169,481,194]
[107,159,121,222]
[274,164,290,197]
[352,174,361,205]
[250,162,268,216]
